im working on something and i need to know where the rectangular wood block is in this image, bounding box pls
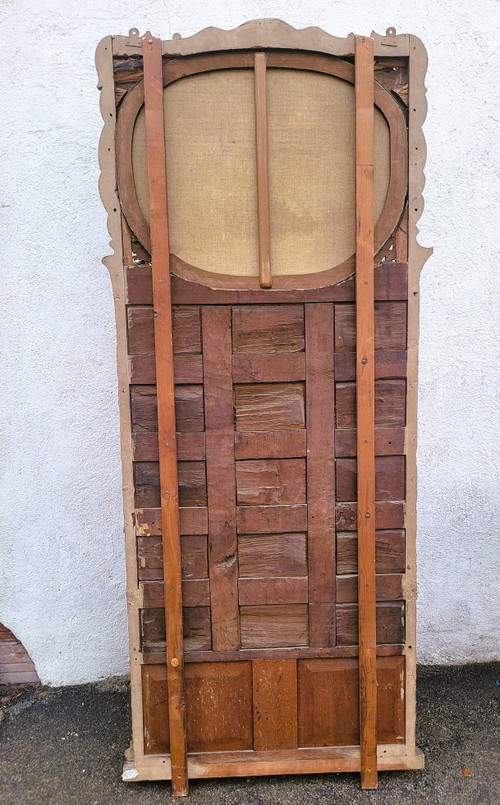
[334,301,407,352]
[336,530,405,575]
[252,659,298,750]
[234,383,305,431]
[240,605,309,648]
[298,656,405,747]
[232,305,304,353]
[185,662,253,752]
[238,577,308,605]
[238,533,307,577]
[336,601,405,645]
[237,504,307,534]
[334,427,405,458]
[335,379,406,429]
[142,664,170,754]
[336,455,405,502]
[234,430,307,460]
[137,534,208,581]
[334,350,407,382]
[232,353,305,383]
[236,458,306,505]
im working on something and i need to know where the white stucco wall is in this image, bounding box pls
[0,0,498,685]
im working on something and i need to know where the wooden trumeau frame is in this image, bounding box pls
[96,19,431,793]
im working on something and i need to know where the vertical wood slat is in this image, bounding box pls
[254,52,272,289]
[355,34,378,791]
[202,306,240,650]
[305,303,336,645]
[142,33,188,797]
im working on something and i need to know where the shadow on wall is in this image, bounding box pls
[0,623,40,686]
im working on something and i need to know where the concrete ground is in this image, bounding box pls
[0,663,498,804]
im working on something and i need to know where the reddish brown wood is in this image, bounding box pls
[232,353,305,383]
[335,379,406,429]
[334,350,407,383]
[142,34,187,794]
[335,501,405,531]
[232,305,304,353]
[202,306,240,650]
[237,504,308,534]
[336,530,405,575]
[336,601,404,646]
[254,52,272,288]
[185,662,253,752]
[336,574,404,604]
[355,34,377,790]
[240,605,309,648]
[234,383,305,431]
[236,459,306,505]
[305,304,336,645]
[135,506,208,536]
[238,533,307,578]
[335,427,405,458]
[253,659,298,750]
[142,665,170,754]
[334,302,407,352]
[234,430,307,460]
[142,579,211,608]
[238,577,308,605]
[298,658,359,747]
[137,534,208,581]
[336,456,405,502]
[141,607,211,654]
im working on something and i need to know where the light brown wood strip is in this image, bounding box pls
[252,659,298,750]
[254,52,272,288]
[234,430,307,460]
[238,577,308,606]
[142,665,170,754]
[355,33,377,790]
[202,306,240,650]
[305,304,336,645]
[142,33,187,794]
[232,353,305,383]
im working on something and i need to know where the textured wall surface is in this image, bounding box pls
[1,0,499,685]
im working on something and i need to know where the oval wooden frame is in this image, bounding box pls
[116,50,408,290]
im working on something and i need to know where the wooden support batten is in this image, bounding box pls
[142,32,189,797]
[354,34,378,791]
[254,52,272,288]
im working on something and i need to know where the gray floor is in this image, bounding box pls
[0,663,498,804]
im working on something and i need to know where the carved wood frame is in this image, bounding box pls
[96,19,432,785]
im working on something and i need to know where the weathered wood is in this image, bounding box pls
[336,574,404,603]
[336,530,405,575]
[334,350,407,383]
[254,52,272,288]
[238,577,308,605]
[137,534,208,581]
[234,383,305,431]
[253,659,298,750]
[142,665,170,754]
[335,427,405,458]
[238,533,307,578]
[234,430,307,460]
[336,456,405,502]
[335,501,405,531]
[236,458,306,505]
[237,504,307,534]
[232,353,305,383]
[202,306,240,650]
[232,305,305,353]
[240,605,309,648]
[130,384,205,433]
[336,601,405,646]
[141,606,211,654]
[355,33,378,790]
[185,662,253,752]
[336,379,406,429]
[135,506,208,536]
[305,304,336,644]
[308,603,336,647]
[142,579,210,608]
[335,302,407,352]
[142,33,187,794]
